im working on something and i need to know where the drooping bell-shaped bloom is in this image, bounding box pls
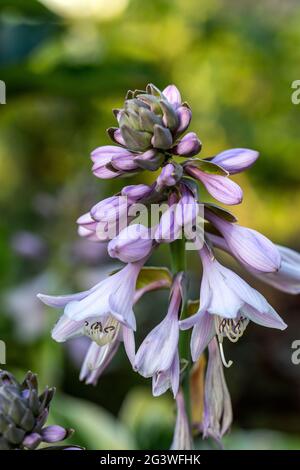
[210,148,259,175]
[205,209,281,273]
[208,233,300,295]
[172,132,202,157]
[80,276,172,385]
[108,224,153,263]
[152,350,180,397]
[202,338,232,445]
[180,245,287,361]
[185,164,243,205]
[134,273,184,396]
[38,261,145,332]
[170,390,193,450]
[79,323,134,385]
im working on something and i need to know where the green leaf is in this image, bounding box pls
[119,387,174,450]
[184,158,229,176]
[136,266,172,290]
[204,202,238,223]
[49,393,136,450]
[187,300,200,316]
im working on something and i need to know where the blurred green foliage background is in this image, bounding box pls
[0,0,300,450]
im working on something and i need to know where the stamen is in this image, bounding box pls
[214,315,249,368]
[219,341,233,368]
[84,316,120,346]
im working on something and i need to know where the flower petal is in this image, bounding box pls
[190,311,215,361]
[243,304,287,330]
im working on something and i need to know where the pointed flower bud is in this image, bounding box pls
[108,224,153,263]
[211,148,259,174]
[156,162,183,188]
[175,106,192,135]
[185,164,243,205]
[172,132,202,157]
[205,209,281,273]
[162,84,182,108]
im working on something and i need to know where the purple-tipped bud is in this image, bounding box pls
[90,145,128,164]
[111,152,139,171]
[107,127,126,146]
[176,106,192,135]
[205,210,281,273]
[134,149,165,171]
[108,224,153,263]
[91,195,129,224]
[41,425,70,443]
[121,184,153,201]
[92,164,123,180]
[156,163,183,188]
[172,132,202,157]
[211,148,259,174]
[162,84,182,107]
[185,165,243,205]
[22,433,42,450]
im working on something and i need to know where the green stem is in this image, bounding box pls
[169,239,192,425]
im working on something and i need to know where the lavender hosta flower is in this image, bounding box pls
[185,163,243,205]
[202,338,232,445]
[205,208,281,273]
[180,244,286,362]
[108,224,154,263]
[80,276,172,385]
[156,162,183,189]
[172,132,202,157]
[38,260,145,332]
[0,370,79,450]
[171,391,193,451]
[134,273,185,397]
[210,148,259,175]
[208,233,300,295]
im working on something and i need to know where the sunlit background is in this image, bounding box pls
[1,0,300,450]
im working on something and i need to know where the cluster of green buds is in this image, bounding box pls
[101,84,201,176]
[0,370,80,450]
